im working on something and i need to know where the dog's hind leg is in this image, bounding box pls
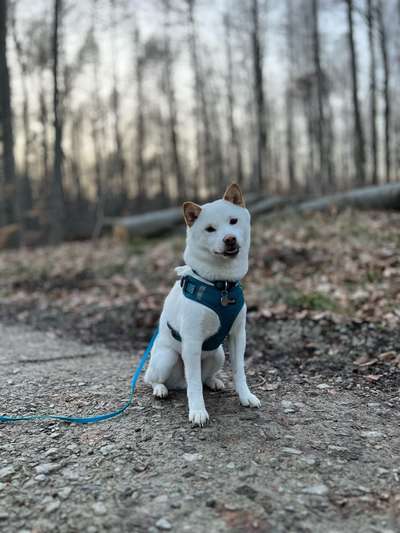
[144,347,179,398]
[202,346,225,391]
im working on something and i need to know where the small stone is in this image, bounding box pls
[317,383,330,389]
[92,502,107,516]
[156,518,172,530]
[34,463,61,475]
[226,462,235,469]
[182,453,202,462]
[0,510,9,520]
[302,484,329,496]
[35,475,47,482]
[235,485,258,499]
[154,494,168,504]
[0,466,15,480]
[281,400,293,409]
[301,456,317,466]
[58,487,72,500]
[44,448,58,457]
[360,430,384,439]
[45,500,60,514]
[282,447,302,455]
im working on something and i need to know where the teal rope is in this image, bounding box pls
[0,328,158,424]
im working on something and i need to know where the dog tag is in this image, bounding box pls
[221,290,235,306]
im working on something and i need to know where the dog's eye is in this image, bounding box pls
[230,218,238,225]
[205,226,216,233]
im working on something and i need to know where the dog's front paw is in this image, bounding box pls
[205,376,225,391]
[153,384,168,398]
[240,392,261,408]
[189,408,209,427]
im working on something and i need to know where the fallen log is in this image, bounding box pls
[296,183,400,213]
[110,193,294,241]
[249,196,302,217]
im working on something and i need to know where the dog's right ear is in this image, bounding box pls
[183,202,202,227]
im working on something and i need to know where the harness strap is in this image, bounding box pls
[0,329,159,424]
[169,274,244,351]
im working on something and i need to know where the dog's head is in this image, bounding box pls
[182,184,250,281]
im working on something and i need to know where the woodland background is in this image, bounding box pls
[0,0,399,247]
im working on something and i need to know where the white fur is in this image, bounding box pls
[144,196,260,426]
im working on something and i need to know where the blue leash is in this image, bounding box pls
[0,328,158,424]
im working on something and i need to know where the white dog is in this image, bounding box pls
[144,184,260,426]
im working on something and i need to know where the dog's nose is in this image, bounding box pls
[223,235,237,248]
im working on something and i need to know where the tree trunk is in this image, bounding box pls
[285,0,296,192]
[223,12,243,187]
[38,70,50,201]
[186,0,212,194]
[0,0,17,226]
[311,0,326,191]
[366,0,378,184]
[345,0,366,186]
[109,0,126,198]
[376,0,391,182]
[134,26,146,200]
[163,0,185,200]
[49,0,65,244]
[251,0,267,191]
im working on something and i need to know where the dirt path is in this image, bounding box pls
[1,322,400,533]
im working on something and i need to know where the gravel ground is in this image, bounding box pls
[1,322,400,533]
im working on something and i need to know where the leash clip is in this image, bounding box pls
[221,282,236,306]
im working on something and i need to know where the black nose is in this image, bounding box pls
[224,235,237,248]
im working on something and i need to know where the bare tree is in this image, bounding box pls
[186,0,213,195]
[311,0,329,191]
[366,0,378,184]
[285,0,296,192]
[11,2,33,212]
[109,0,126,197]
[162,0,185,200]
[376,0,391,182]
[251,0,267,191]
[0,0,17,227]
[134,25,146,199]
[49,0,65,244]
[223,12,243,186]
[345,0,366,186]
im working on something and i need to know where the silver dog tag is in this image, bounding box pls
[221,291,235,306]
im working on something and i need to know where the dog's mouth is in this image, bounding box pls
[222,247,240,258]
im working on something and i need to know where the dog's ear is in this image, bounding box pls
[183,202,202,227]
[223,183,245,207]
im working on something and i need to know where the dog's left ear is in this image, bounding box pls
[223,183,245,207]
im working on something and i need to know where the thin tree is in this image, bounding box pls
[0,0,17,227]
[223,12,243,187]
[11,2,33,212]
[376,0,391,182]
[345,0,366,186]
[366,0,378,184]
[311,0,329,191]
[109,0,126,198]
[186,0,212,195]
[49,0,65,244]
[162,0,185,200]
[251,0,267,191]
[134,25,146,199]
[285,0,296,192]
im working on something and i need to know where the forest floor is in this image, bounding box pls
[1,208,400,532]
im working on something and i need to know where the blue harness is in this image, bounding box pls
[167,274,245,351]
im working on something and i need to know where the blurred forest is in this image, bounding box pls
[0,0,400,246]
